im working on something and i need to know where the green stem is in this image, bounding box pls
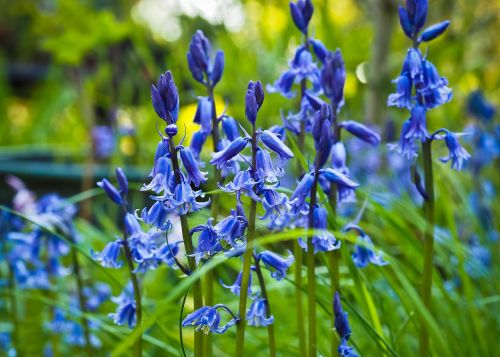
[419,140,435,357]
[294,240,306,356]
[204,84,222,357]
[253,254,276,356]
[167,138,204,357]
[235,125,258,356]
[71,246,93,357]
[307,168,320,357]
[7,261,19,352]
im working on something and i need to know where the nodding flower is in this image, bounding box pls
[91,239,123,269]
[256,250,294,281]
[179,146,208,187]
[339,121,381,147]
[436,130,471,171]
[182,305,238,334]
[246,298,274,327]
[259,130,294,161]
[221,271,252,296]
[209,137,249,169]
[109,284,137,328]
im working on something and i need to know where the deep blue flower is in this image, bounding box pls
[193,96,213,133]
[91,239,123,268]
[211,50,224,86]
[166,177,210,215]
[180,147,208,187]
[331,142,348,174]
[109,285,136,328]
[299,205,340,253]
[214,208,248,247]
[290,172,314,214]
[115,168,128,198]
[420,20,450,42]
[467,91,496,122]
[402,48,423,84]
[405,105,428,142]
[344,224,388,268]
[182,305,237,334]
[245,81,265,124]
[97,179,123,205]
[191,218,223,262]
[312,106,334,168]
[190,130,209,160]
[289,0,313,34]
[321,49,346,110]
[210,137,249,169]
[247,298,274,327]
[282,96,316,135]
[257,250,294,281]
[221,115,240,141]
[187,30,211,82]
[320,168,359,201]
[388,119,419,160]
[438,131,471,171]
[255,148,285,184]
[338,338,359,357]
[267,69,297,99]
[260,189,291,221]
[333,291,351,340]
[220,170,262,204]
[388,74,413,109]
[398,5,414,38]
[340,121,381,146]
[311,39,328,63]
[221,271,252,296]
[151,71,179,124]
[419,60,452,109]
[260,130,294,161]
[137,201,172,231]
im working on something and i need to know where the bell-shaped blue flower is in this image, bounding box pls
[345,224,387,268]
[151,71,179,123]
[339,121,381,146]
[193,96,213,133]
[247,298,274,327]
[388,74,413,109]
[97,179,123,205]
[402,48,423,83]
[321,49,346,110]
[210,137,249,169]
[320,168,359,202]
[91,239,123,268]
[109,285,136,328]
[299,205,340,253]
[245,81,265,124]
[137,201,172,231]
[221,271,252,296]
[220,169,262,204]
[214,208,248,247]
[260,130,294,161]
[388,119,419,160]
[257,250,294,281]
[334,292,358,356]
[255,148,285,184]
[405,105,428,142]
[190,130,209,160]
[191,218,222,263]
[182,305,237,334]
[166,177,210,215]
[289,0,313,34]
[290,172,314,214]
[222,115,240,141]
[418,60,452,109]
[260,189,291,220]
[180,147,208,187]
[438,131,471,170]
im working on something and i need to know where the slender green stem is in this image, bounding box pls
[7,260,19,352]
[167,138,204,357]
[253,254,276,357]
[419,140,435,357]
[204,84,222,357]
[235,125,258,356]
[307,167,320,357]
[294,240,306,356]
[71,245,93,357]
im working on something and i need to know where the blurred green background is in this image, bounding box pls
[0,0,498,199]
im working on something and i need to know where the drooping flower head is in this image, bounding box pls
[246,298,274,327]
[182,305,238,334]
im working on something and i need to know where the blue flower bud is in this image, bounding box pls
[305,92,326,111]
[222,116,240,142]
[151,71,179,123]
[289,0,314,34]
[412,0,428,34]
[245,81,265,124]
[299,205,340,253]
[257,250,294,281]
[194,97,212,133]
[210,137,249,168]
[321,49,346,109]
[165,124,178,137]
[115,167,128,197]
[398,6,413,38]
[320,168,359,201]
[333,292,352,340]
[190,130,209,159]
[339,121,381,146]
[260,130,294,161]
[247,298,274,327]
[311,39,328,63]
[420,20,450,42]
[210,50,224,86]
[97,179,123,205]
[180,147,208,187]
[124,213,141,236]
[187,52,204,83]
[290,172,315,214]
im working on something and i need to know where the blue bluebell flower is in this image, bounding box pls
[245,81,265,124]
[289,0,313,34]
[115,167,128,197]
[398,0,428,38]
[388,74,413,109]
[260,130,294,161]
[179,147,208,187]
[191,218,223,262]
[467,91,496,122]
[320,168,359,201]
[257,250,294,280]
[344,224,388,268]
[187,30,211,82]
[311,39,328,63]
[84,283,111,311]
[182,305,238,334]
[221,271,252,296]
[210,137,249,169]
[419,60,452,109]
[214,208,248,247]
[267,70,297,99]
[91,239,123,268]
[247,298,274,327]
[282,97,316,135]
[260,189,291,220]
[334,292,358,356]
[109,285,137,328]
[166,177,210,215]
[221,115,240,141]
[340,121,381,146]
[137,201,172,231]
[190,130,209,160]
[220,170,262,203]
[151,71,179,124]
[437,131,471,170]
[405,105,428,142]
[402,48,423,83]
[299,205,340,253]
[255,148,285,184]
[388,119,419,160]
[193,96,213,132]
[331,142,348,174]
[321,49,346,110]
[419,20,450,42]
[290,172,314,214]
[97,179,123,205]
